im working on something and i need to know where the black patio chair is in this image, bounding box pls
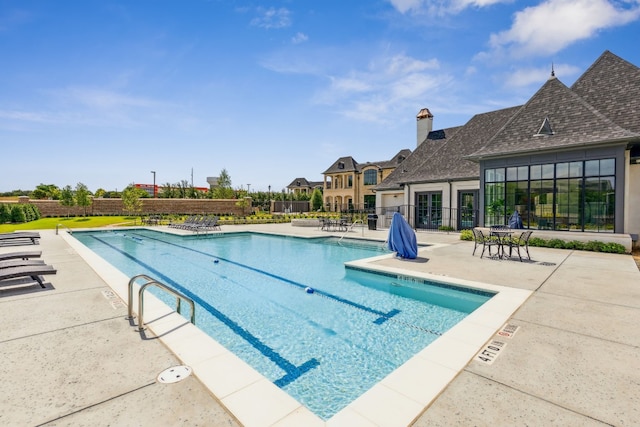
[509,230,533,261]
[472,228,500,258]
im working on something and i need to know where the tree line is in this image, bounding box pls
[1,168,324,212]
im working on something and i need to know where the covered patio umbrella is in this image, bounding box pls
[509,210,524,229]
[387,212,418,259]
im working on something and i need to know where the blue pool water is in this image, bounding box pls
[73,229,493,419]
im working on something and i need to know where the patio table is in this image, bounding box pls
[490,229,514,259]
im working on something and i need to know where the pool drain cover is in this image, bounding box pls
[157,365,192,384]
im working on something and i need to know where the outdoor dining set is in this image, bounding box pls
[472,226,533,262]
[320,218,349,232]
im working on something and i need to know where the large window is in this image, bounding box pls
[484,158,615,232]
[363,169,378,186]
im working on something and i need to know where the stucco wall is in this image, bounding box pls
[627,163,640,247]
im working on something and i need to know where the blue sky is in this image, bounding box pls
[1,0,639,194]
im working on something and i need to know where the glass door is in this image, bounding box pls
[458,191,478,229]
[415,192,442,230]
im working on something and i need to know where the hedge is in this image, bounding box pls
[459,229,626,254]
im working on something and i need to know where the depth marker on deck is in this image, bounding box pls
[474,340,506,365]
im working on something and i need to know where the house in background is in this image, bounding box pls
[375,50,640,241]
[322,149,411,212]
[286,178,323,196]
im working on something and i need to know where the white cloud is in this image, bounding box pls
[488,0,640,57]
[59,87,161,109]
[0,109,52,123]
[250,7,291,29]
[503,63,581,87]
[388,0,424,14]
[316,53,449,123]
[388,0,512,15]
[292,32,308,44]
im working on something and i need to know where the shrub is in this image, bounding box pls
[547,239,566,249]
[459,229,473,241]
[0,204,10,223]
[10,205,26,223]
[459,231,628,254]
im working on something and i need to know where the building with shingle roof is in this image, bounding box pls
[286,178,323,195]
[322,149,411,211]
[374,50,640,238]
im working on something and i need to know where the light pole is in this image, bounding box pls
[150,171,156,198]
[247,183,250,193]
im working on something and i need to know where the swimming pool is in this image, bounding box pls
[73,229,493,420]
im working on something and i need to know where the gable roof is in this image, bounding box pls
[374,127,461,190]
[322,149,412,175]
[571,50,640,134]
[287,177,322,189]
[376,50,640,189]
[323,156,359,174]
[468,75,637,159]
[376,107,519,188]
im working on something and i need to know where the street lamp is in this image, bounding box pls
[150,171,156,198]
[247,183,251,193]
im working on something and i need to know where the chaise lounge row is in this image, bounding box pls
[0,249,56,289]
[168,215,221,232]
[0,231,40,246]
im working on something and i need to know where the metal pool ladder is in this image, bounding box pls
[127,274,195,331]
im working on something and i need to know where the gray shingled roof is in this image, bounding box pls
[375,50,640,189]
[287,177,322,188]
[572,50,640,134]
[468,75,637,159]
[322,156,359,174]
[407,106,521,181]
[376,107,519,188]
[323,150,412,175]
[375,127,461,190]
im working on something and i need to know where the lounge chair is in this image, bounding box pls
[0,259,46,269]
[0,251,42,261]
[0,232,41,245]
[0,264,56,288]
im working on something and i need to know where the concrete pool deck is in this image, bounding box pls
[1,224,638,426]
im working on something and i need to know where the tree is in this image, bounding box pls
[0,204,11,223]
[121,184,146,216]
[177,180,190,198]
[32,183,61,200]
[10,205,26,222]
[311,188,323,211]
[94,188,106,198]
[160,182,177,198]
[211,168,235,199]
[59,185,75,217]
[75,182,92,216]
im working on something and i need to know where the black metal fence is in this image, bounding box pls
[320,204,480,232]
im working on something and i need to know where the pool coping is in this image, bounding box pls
[61,229,531,427]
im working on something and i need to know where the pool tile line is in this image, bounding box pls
[89,235,320,388]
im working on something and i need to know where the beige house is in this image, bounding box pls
[286,178,323,196]
[322,150,411,212]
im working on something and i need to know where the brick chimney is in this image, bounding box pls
[416,108,433,147]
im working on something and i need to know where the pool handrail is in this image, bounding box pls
[127,274,196,331]
[338,219,365,241]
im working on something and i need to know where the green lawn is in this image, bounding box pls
[0,216,139,233]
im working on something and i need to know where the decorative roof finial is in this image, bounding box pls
[551,62,555,77]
